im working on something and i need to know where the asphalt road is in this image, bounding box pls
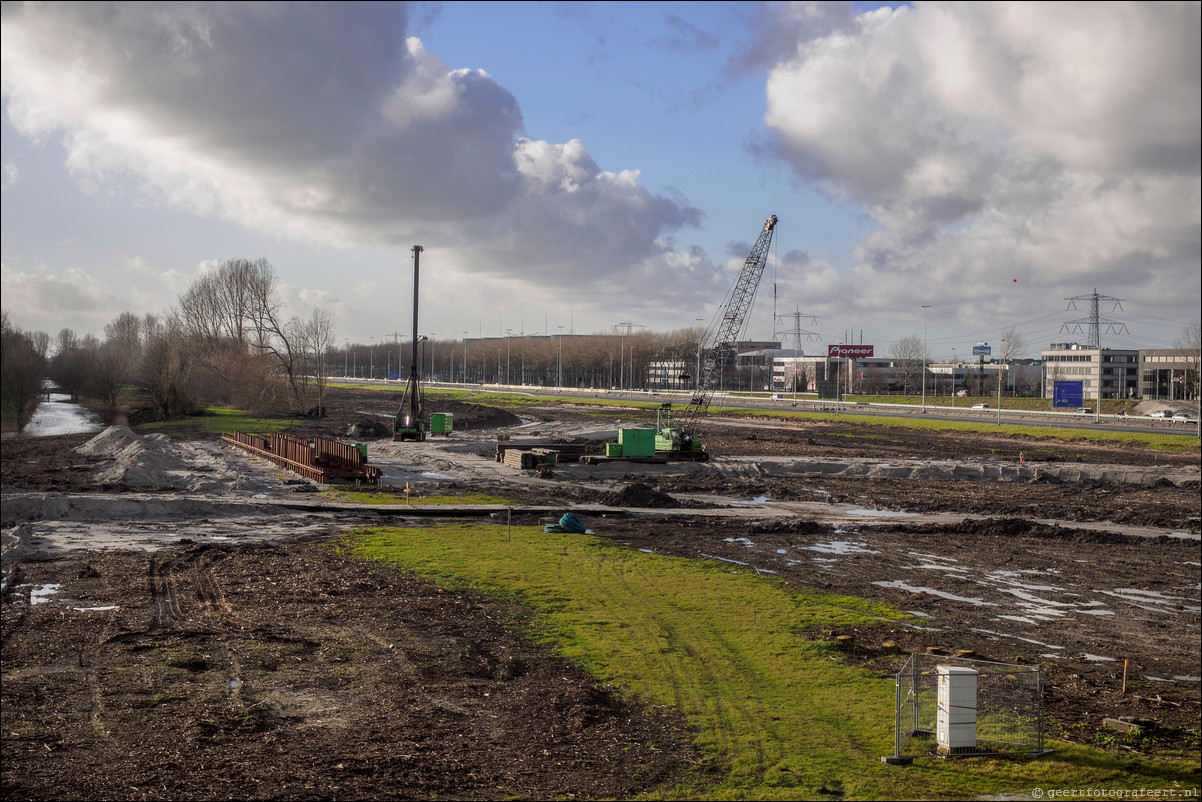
[340,378,1200,436]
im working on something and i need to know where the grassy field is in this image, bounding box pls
[345,523,1200,801]
[138,406,297,435]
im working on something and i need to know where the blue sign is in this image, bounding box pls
[388,371,402,381]
[1053,380,1084,408]
[972,343,991,356]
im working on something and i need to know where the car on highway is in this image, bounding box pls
[1172,412,1194,421]
[1146,410,1170,418]
[1074,407,1093,414]
[971,403,990,409]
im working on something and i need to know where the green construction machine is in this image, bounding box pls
[652,213,779,461]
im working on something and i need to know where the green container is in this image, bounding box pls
[430,412,453,435]
[618,427,655,458]
[355,443,368,462]
[606,442,623,458]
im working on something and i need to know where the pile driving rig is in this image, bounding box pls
[394,245,425,441]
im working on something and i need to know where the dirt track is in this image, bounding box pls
[2,388,1200,798]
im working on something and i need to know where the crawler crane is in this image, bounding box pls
[655,213,779,459]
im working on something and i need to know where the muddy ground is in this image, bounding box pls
[2,386,1199,799]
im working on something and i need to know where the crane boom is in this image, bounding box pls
[681,214,777,433]
[654,214,777,458]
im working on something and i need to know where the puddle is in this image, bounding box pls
[1099,588,1200,614]
[700,553,748,566]
[905,610,931,618]
[723,537,756,547]
[30,583,62,604]
[970,627,1064,650]
[802,540,877,555]
[984,571,1063,592]
[1173,675,1200,682]
[1081,653,1118,662]
[901,562,970,572]
[907,551,959,562]
[73,605,120,612]
[872,580,994,606]
[729,496,769,505]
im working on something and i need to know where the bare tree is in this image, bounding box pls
[299,308,335,414]
[55,328,79,355]
[1,312,46,432]
[1000,326,1028,362]
[30,330,51,361]
[140,314,199,419]
[889,334,927,393]
[48,345,91,401]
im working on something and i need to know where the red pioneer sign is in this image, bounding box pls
[827,344,874,358]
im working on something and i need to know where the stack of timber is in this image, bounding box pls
[494,443,596,465]
[222,431,381,485]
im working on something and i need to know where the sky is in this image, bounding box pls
[2,1,1199,361]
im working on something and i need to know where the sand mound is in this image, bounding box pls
[76,425,140,457]
[77,426,263,492]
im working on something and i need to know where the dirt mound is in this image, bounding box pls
[75,425,140,457]
[603,482,681,508]
[749,518,833,535]
[429,399,522,429]
[345,418,392,439]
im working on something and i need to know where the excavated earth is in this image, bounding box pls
[2,387,1199,799]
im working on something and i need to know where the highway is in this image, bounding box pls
[344,377,1200,437]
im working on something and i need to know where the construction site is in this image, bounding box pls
[3,217,1199,799]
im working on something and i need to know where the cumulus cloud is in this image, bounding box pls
[0,256,202,335]
[0,1,700,300]
[761,2,1200,338]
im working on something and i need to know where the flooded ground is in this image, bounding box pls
[3,391,103,439]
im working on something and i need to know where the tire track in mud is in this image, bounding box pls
[184,547,238,629]
[148,554,184,629]
[560,547,773,775]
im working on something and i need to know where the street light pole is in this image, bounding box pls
[951,347,957,407]
[557,325,565,390]
[505,329,512,386]
[343,338,349,378]
[997,334,1006,425]
[921,305,931,413]
[370,336,375,381]
[462,331,469,384]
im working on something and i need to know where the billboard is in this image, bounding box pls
[972,343,991,356]
[1052,380,1084,408]
[828,344,874,358]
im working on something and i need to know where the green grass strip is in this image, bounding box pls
[343,523,1198,800]
[714,406,1199,451]
[138,406,294,434]
[323,489,515,506]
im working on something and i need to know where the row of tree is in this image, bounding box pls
[2,259,336,432]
